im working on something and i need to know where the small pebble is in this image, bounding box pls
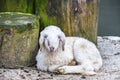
[114,52,120,55]
[27,74,31,76]
[24,69,29,73]
[37,71,40,73]
[81,76,86,79]
[3,70,6,72]
[38,74,41,77]
[50,73,54,77]
[20,75,26,79]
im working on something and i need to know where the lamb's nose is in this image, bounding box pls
[50,47,54,52]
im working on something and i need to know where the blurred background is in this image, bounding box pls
[98,0,120,36]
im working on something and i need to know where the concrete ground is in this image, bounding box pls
[0,36,120,80]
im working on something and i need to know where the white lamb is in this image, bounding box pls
[36,25,102,75]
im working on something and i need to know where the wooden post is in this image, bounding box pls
[0,0,34,14]
[0,12,39,68]
[36,0,99,43]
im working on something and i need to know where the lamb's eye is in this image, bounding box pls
[44,35,48,38]
[58,35,61,39]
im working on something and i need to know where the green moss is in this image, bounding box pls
[0,0,34,13]
[0,12,39,33]
[14,28,39,66]
[35,0,57,30]
[0,12,39,68]
[76,2,98,44]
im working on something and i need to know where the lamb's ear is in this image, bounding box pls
[39,32,44,51]
[59,31,66,51]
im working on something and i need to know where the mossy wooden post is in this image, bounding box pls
[36,0,99,43]
[0,12,39,68]
[0,0,34,13]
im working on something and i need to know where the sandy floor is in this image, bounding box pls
[0,36,120,80]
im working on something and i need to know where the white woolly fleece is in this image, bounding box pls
[36,25,102,75]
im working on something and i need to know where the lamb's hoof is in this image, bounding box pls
[55,67,66,74]
[68,60,76,66]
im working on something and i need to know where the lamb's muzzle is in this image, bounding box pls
[49,46,55,52]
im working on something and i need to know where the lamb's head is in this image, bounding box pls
[39,25,65,52]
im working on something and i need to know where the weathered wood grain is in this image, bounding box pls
[36,0,99,43]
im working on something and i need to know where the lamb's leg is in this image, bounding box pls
[56,65,96,76]
[48,65,63,72]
